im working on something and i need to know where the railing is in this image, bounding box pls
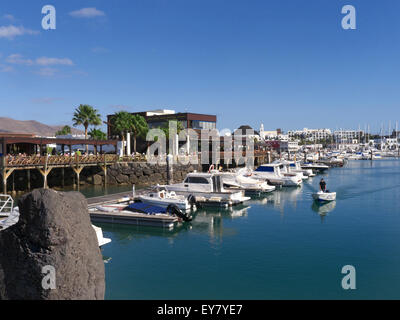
[4,154,119,167]
[119,154,147,162]
[2,150,270,168]
[0,194,14,215]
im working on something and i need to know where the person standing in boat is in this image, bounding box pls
[319,178,326,192]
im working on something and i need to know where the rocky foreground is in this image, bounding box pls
[0,189,105,300]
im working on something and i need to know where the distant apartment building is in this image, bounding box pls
[333,130,364,144]
[280,140,300,152]
[107,109,217,139]
[288,128,332,142]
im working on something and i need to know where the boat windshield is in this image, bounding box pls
[255,166,274,172]
[185,176,209,184]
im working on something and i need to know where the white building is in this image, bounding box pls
[334,130,364,144]
[259,124,286,140]
[280,140,300,152]
[288,128,332,142]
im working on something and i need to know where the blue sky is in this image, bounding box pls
[1,0,399,134]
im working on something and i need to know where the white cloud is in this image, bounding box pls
[36,57,74,66]
[0,25,38,39]
[5,54,74,67]
[35,68,58,77]
[6,53,34,65]
[69,8,105,18]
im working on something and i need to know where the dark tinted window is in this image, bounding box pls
[188,177,209,184]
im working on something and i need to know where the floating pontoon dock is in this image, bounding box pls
[87,191,180,228]
[89,210,179,229]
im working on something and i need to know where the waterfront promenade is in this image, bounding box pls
[0,150,271,194]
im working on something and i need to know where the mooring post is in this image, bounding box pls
[61,167,65,188]
[1,155,5,194]
[12,171,15,193]
[44,155,48,188]
[103,155,107,187]
[166,154,173,184]
[27,169,30,191]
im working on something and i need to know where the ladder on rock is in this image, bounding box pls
[0,194,14,217]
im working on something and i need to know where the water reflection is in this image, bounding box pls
[96,204,251,243]
[192,205,250,239]
[311,200,336,222]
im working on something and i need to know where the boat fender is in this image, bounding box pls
[166,204,192,222]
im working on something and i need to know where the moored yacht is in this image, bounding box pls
[162,172,251,206]
[275,160,308,180]
[214,168,276,194]
[300,162,329,172]
[137,187,191,211]
[288,161,315,177]
[249,164,303,187]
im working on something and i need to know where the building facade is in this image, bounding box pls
[288,128,332,142]
[107,109,217,139]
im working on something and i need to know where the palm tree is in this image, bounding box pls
[130,114,148,154]
[55,125,71,136]
[72,104,102,153]
[88,128,107,140]
[88,128,107,154]
[112,111,133,156]
[161,120,184,139]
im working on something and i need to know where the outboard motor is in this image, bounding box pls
[166,204,193,222]
[187,194,196,209]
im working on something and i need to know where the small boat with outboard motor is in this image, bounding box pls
[312,191,336,202]
[137,186,191,211]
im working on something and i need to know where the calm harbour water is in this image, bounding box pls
[91,160,400,299]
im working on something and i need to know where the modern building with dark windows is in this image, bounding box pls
[107,109,217,139]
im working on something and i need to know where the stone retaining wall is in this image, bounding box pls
[6,162,202,192]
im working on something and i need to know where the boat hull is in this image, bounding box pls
[312,192,336,202]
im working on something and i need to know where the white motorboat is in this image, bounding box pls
[216,168,276,194]
[301,162,329,172]
[91,199,193,223]
[288,161,315,177]
[312,191,336,202]
[250,164,303,187]
[275,160,308,180]
[137,188,191,211]
[162,172,251,206]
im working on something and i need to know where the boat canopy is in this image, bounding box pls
[255,166,275,172]
[126,202,167,214]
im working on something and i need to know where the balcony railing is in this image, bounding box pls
[3,154,119,167]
